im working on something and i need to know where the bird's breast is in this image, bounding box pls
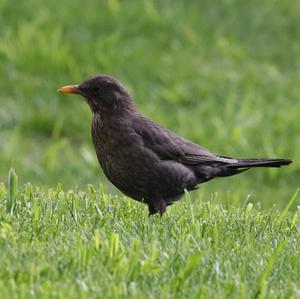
[91,114,142,174]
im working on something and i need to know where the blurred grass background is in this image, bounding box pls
[0,0,299,209]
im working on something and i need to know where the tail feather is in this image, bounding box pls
[227,158,293,169]
[194,157,292,183]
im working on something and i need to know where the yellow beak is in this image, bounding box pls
[57,85,80,94]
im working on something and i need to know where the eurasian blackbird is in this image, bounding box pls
[58,75,292,215]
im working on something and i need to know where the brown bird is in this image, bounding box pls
[58,75,292,216]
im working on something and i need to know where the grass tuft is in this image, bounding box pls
[0,184,299,298]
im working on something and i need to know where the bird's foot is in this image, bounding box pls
[148,200,166,217]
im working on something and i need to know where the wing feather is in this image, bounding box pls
[132,117,236,165]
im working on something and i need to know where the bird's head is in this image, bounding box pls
[58,75,132,113]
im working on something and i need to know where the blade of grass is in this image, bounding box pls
[6,168,18,215]
[277,189,299,224]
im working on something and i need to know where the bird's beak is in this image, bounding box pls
[57,85,80,94]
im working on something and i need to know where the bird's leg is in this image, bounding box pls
[148,200,166,216]
[148,204,156,216]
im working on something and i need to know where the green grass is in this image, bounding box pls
[1,0,300,297]
[0,182,299,299]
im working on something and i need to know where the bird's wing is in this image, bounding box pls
[132,116,237,165]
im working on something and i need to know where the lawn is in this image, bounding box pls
[0,0,300,298]
[0,182,299,299]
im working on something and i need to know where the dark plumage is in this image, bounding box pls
[58,75,292,215]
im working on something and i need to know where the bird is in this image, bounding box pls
[58,75,292,216]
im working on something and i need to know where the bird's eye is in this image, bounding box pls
[91,86,100,92]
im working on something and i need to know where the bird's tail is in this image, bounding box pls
[227,158,293,169]
[214,158,292,178]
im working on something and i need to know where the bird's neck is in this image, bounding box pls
[91,95,138,116]
[91,103,139,139]
[95,106,139,123]
[91,108,138,158]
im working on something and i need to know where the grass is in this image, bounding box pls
[0,182,300,299]
[1,0,300,297]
